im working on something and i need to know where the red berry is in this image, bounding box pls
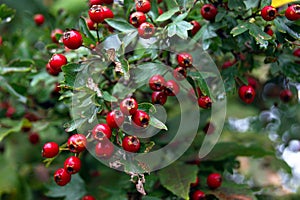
[261,6,277,21]
[129,12,147,28]
[62,30,83,50]
[190,20,201,36]
[173,66,187,81]
[285,4,300,21]
[203,122,215,134]
[95,139,114,158]
[54,168,71,186]
[207,173,222,189]
[164,80,180,96]
[158,8,164,15]
[106,110,125,129]
[188,87,202,102]
[42,142,59,158]
[247,76,258,89]
[238,85,256,104]
[138,22,155,39]
[87,18,96,30]
[0,36,2,46]
[198,96,212,109]
[28,132,40,145]
[102,6,114,19]
[120,97,138,115]
[264,25,273,36]
[149,75,166,91]
[49,54,67,73]
[280,89,293,103]
[222,60,236,69]
[136,0,151,13]
[177,52,193,68]
[89,0,102,6]
[64,156,81,174]
[132,110,150,128]
[152,91,167,105]
[82,195,96,200]
[67,134,87,153]
[5,106,15,118]
[201,4,218,21]
[34,14,45,26]
[92,123,112,140]
[191,190,205,200]
[157,0,162,4]
[89,5,105,23]
[122,135,141,153]
[51,29,63,43]
[293,48,300,63]
[46,63,59,76]
[190,177,199,187]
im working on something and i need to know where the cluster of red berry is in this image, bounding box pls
[261,4,300,21]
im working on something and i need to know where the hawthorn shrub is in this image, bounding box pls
[0,0,300,200]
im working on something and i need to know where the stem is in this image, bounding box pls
[96,23,100,43]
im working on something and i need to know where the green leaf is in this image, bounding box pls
[167,23,177,37]
[158,162,198,199]
[0,4,15,23]
[78,17,96,42]
[105,18,136,33]
[149,115,168,130]
[62,63,84,88]
[173,12,188,22]
[248,23,272,47]
[274,18,300,40]
[138,102,156,113]
[134,62,168,84]
[0,76,27,103]
[227,0,246,10]
[102,91,118,102]
[0,118,27,142]
[174,21,193,39]
[231,23,250,37]
[156,7,179,22]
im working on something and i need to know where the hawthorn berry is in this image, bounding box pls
[138,22,155,39]
[54,168,71,186]
[129,12,147,28]
[62,30,83,50]
[5,106,15,118]
[102,6,114,19]
[136,0,151,13]
[89,0,102,6]
[46,63,59,76]
[149,74,166,91]
[64,156,81,174]
[95,139,114,158]
[261,6,277,21]
[264,25,273,36]
[247,76,258,89]
[238,85,256,104]
[106,110,125,129]
[132,110,150,128]
[42,142,59,158]
[207,173,222,189]
[122,135,141,153]
[82,195,96,200]
[190,20,201,36]
[191,190,205,200]
[293,48,300,63]
[157,0,162,4]
[285,4,300,21]
[67,134,87,153]
[34,14,45,26]
[201,4,218,21]
[198,96,212,109]
[222,60,236,69]
[173,66,187,81]
[152,91,167,105]
[49,54,67,73]
[89,5,105,23]
[92,123,112,140]
[86,18,96,30]
[190,177,199,187]
[0,36,2,46]
[280,89,293,103]
[164,80,180,96]
[177,52,193,68]
[28,132,40,145]
[51,29,63,43]
[158,8,164,15]
[120,97,138,115]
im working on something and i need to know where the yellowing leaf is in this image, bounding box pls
[272,0,297,8]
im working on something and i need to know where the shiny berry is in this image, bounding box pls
[191,190,205,200]
[92,123,112,140]
[201,4,218,21]
[102,6,114,19]
[238,85,256,104]
[122,135,141,153]
[285,4,300,21]
[190,177,199,187]
[280,89,293,103]
[106,110,125,129]
[64,156,81,174]
[222,60,236,69]
[28,132,40,145]
[129,12,147,28]
[177,52,193,68]
[264,25,273,36]
[89,5,105,23]
[51,29,63,43]
[190,20,201,36]
[87,18,96,30]
[132,110,150,128]
[82,195,96,200]
[49,54,67,73]
[198,96,212,109]
[46,63,59,76]
[152,91,167,105]
[164,80,180,96]
[158,8,164,15]
[138,22,155,39]
[54,168,71,186]
[95,139,114,159]
[62,30,83,50]
[89,0,102,6]
[34,14,45,26]
[149,75,166,91]
[67,134,87,153]
[173,66,187,81]
[261,6,277,21]
[207,173,222,189]
[120,97,138,115]
[42,142,59,158]
[136,0,151,13]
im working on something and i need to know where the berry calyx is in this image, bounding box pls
[201,4,218,21]
[28,132,40,145]
[106,110,125,129]
[149,74,166,91]
[82,195,96,200]
[34,14,45,26]
[129,12,147,28]
[136,0,151,13]
[285,4,300,21]
[51,29,63,43]
[49,54,67,73]
[42,142,60,158]
[120,97,138,115]
[54,168,71,186]
[198,96,212,109]
[191,190,205,200]
[207,173,222,189]
[173,66,187,81]
[261,6,277,21]
[190,20,201,36]
[62,30,83,50]
[152,91,167,105]
[238,85,256,104]
[92,123,112,140]
[67,134,87,153]
[138,22,155,39]
[280,89,293,103]
[64,156,81,174]
[164,80,180,96]
[95,139,114,159]
[132,110,150,128]
[177,52,193,68]
[122,135,141,153]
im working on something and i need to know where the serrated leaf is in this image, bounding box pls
[156,7,179,22]
[149,115,167,130]
[174,12,188,22]
[231,23,250,37]
[105,18,136,33]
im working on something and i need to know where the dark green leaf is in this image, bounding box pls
[156,7,179,22]
[105,18,136,33]
[248,23,272,47]
[0,4,15,23]
[228,0,246,10]
[79,17,96,42]
[231,23,250,37]
[62,63,84,88]
[149,115,168,130]
[274,18,300,40]
[102,91,118,102]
